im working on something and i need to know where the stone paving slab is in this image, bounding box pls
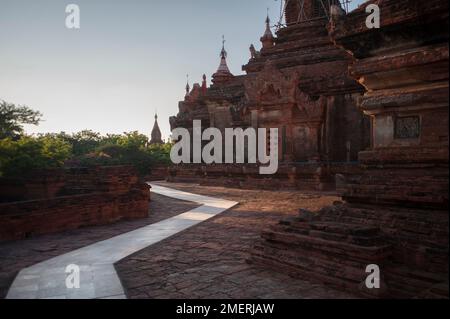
[6,184,238,299]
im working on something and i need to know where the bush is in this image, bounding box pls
[0,130,172,178]
[75,144,152,175]
[0,102,172,177]
[148,143,172,165]
[66,132,171,176]
[0,136,72,178]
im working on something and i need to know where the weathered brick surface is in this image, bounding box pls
[167,162,363,191]
[116,182,357,299]
[250,203,448,298]
[168,0,370,190]
[146,165,169,182]
[250,0,449,299]
[0,166,150,242]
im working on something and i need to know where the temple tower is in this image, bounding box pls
[260,13,275,50]
[284,0,341,25]
[211,36,234,86]
[150,113,163,145]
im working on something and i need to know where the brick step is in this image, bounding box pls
[258,236,390,266]
[266,221,388,248]
[384,272,448,299]
[252,242,383,274]
[249,248,373,295]
[358,265,449,299]
[251,226,447,298]
[253,231,390,267]
[249,218,394,297]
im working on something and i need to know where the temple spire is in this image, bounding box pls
[150,111,163,145]
[211,35,234,86]
[217,35,231,73]
[201,74,207,94]
[221,35,227,58]
[261,10,275,50]
[185,74,190,97]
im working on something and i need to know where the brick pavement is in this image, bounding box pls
[0,193,199,298]
[115,182,357,299]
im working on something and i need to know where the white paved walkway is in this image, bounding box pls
[6,184,238,299]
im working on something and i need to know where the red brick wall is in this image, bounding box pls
[167,163,361,191]
[0,166,150,242]
[146,165,169,181]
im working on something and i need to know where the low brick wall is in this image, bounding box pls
[146,166,169,181]
[166,162,362,191]
[0,178,27,203]
[0,166,150,242]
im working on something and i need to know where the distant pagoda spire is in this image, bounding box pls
[201,74,207,94]
[150,112,163,145]
[212,35,234,86]
[261,9,275,50]
[185,74,190,97]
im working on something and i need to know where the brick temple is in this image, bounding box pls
[168,0,371,190]
[168,0,449,298]
[250,0,449,298]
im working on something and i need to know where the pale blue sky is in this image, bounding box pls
[0,0,366,139]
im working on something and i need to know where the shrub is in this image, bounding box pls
[0,136,72,178]
[0,130,171,178]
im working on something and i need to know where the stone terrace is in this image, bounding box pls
[0,193,199,299]
[115,182,357,299]
[1,182,359,299]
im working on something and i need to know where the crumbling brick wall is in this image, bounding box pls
[0,166,150,242]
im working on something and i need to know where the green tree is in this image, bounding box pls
[70,130,103,155]
[116,131,149,149]
[0,136,72,178]
[74,134,171,176]
[0,101,42,139]
[147,142,172,165]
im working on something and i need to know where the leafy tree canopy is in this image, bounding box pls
[0,101,42,139]
[0,136,72,178]
[0,103,172,178]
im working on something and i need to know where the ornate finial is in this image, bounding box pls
[201,74,207,94]
[265,8,271,30]
[212,34,233,85]
[185,74,190,94]
[261,9,275,49]
[220,35,227,59]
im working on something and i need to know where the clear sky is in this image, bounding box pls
[0,0,366,140]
